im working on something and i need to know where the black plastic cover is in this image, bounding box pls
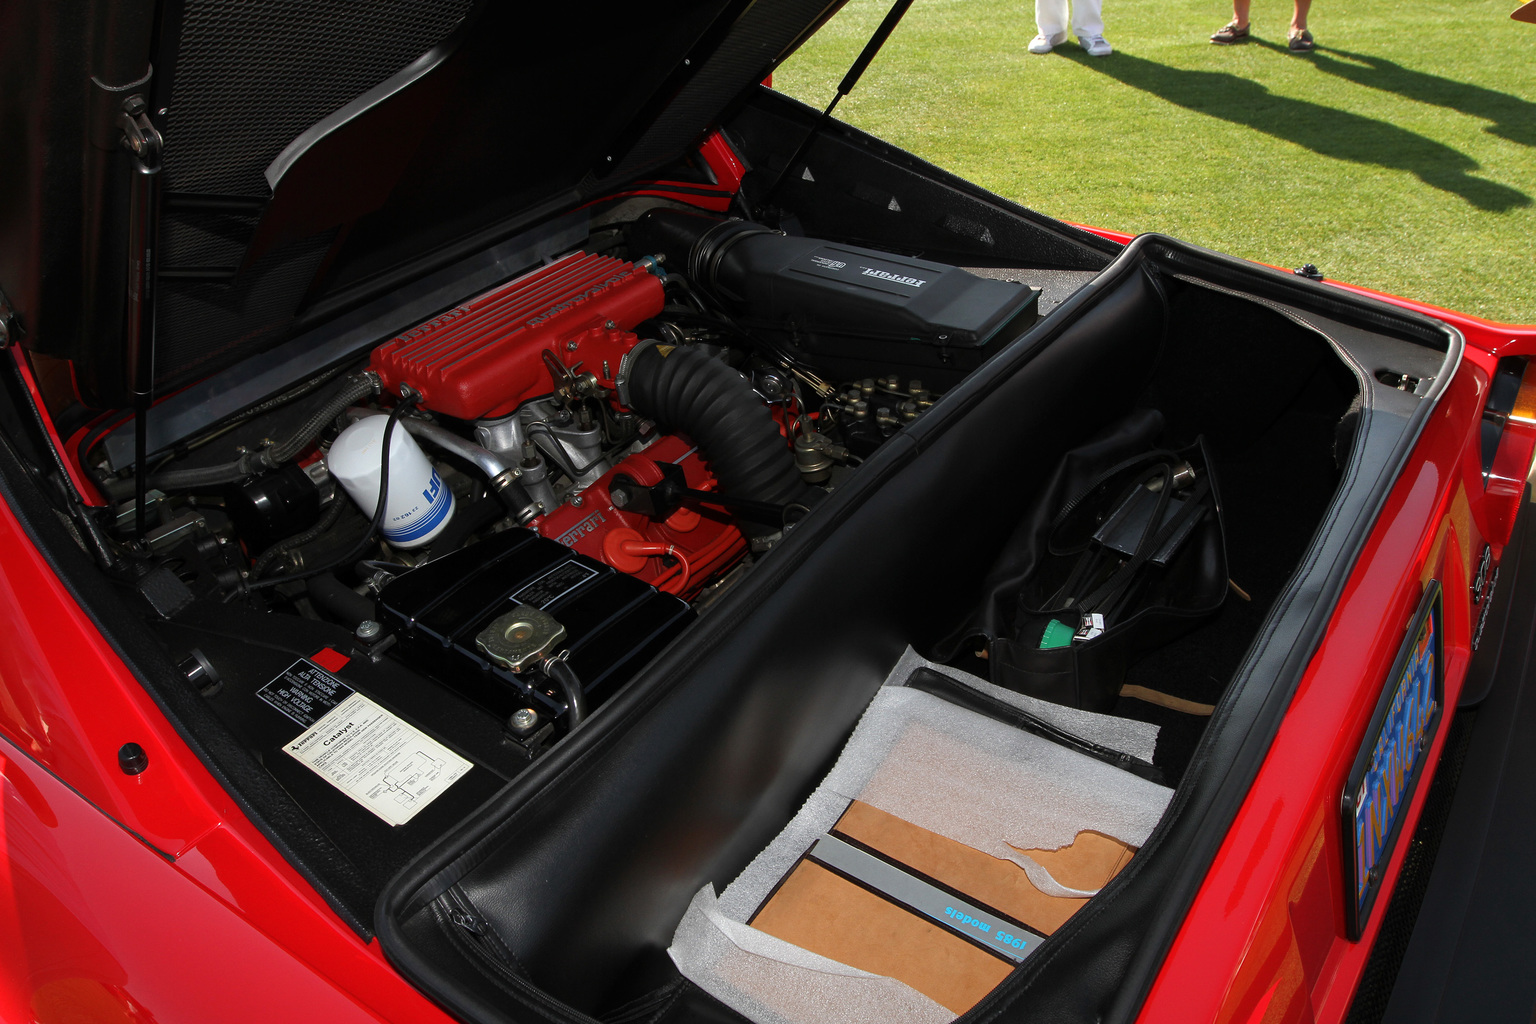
[377,529,693,721]
[632,210,1040,384]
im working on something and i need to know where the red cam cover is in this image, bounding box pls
[370,251,665,419]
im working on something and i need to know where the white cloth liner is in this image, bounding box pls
[668,650,1174,1024]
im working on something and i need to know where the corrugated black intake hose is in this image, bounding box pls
[624,345,813,532]
[149,371,381,491]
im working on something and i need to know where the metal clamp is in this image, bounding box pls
[615,337,665,408]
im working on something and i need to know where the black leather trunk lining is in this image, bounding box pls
[374,233,1459,1024]
[1110,281,1360,778]
[904,667,1165,785]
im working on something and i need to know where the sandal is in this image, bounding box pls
[1288,29,1315,51]
[1210,20,1250,44]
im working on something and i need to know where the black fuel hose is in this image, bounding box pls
[624,345,812,531]
[545,658,587,727]
[149,371,381,491]
[249,498,349,578]
[305,573,376,628]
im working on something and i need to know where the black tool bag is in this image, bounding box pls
[938,409,1228,711]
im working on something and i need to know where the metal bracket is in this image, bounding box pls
[607,463,689,519]
[117,95,163,164]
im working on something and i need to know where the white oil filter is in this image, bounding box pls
[327,416,454,549]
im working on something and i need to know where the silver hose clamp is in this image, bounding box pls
[615,337,665,409]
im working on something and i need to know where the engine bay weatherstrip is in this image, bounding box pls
[805,834,1042,963]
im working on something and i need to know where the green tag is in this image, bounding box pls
[1038,618,1075,650]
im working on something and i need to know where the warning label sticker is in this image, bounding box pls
[511,559,598,608]
[283,693,472,827]
[256,659,354,727]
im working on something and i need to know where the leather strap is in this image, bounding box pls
[1119,684,1215,716]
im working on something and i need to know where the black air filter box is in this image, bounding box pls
[377,530,693,721]
[630,210,1040,386]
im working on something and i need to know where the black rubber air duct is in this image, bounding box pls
[623,344,814,533]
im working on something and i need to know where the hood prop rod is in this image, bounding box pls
[758,0,916,215]
[118,95,163,538]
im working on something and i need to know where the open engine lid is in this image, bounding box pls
[7,0,847,409]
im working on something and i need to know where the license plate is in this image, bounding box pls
[1341,579,1443,939]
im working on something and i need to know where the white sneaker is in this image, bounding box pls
[1028,31,1067,54]
[1079,34,1113,56]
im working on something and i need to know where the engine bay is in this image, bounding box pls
[86,208,1041,747]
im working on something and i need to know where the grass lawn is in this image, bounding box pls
[773,0,1536,323]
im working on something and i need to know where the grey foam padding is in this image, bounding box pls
[669,659,1174,1024]
[886,647,1160,764]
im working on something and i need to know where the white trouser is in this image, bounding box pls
[1036,0,1103,38]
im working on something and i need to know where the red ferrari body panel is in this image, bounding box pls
[0,732,453,1024]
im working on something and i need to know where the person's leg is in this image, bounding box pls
[1211,0,1250,42]
[1290,0,1310,33]
[1071,0,1104,39]
[1035,0,1070,39]
[1287,0,1313,49]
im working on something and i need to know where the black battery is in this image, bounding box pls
[377,529,694,721]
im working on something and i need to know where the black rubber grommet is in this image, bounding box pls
[118,742,149,775]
